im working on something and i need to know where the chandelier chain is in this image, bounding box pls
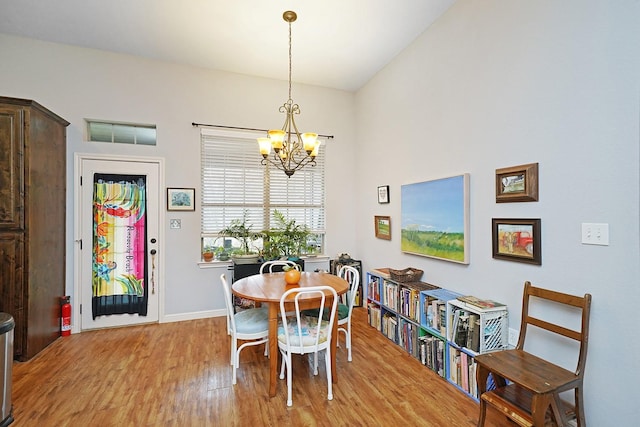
[288,18,292,101]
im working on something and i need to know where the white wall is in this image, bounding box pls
[355,0,639,424]
[0,33,358,317]
[1,0,638,422]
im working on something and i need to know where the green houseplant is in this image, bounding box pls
[215,245,230,261]
[219,215,261,264]
[262,210,313,260]
[202,245,215,262]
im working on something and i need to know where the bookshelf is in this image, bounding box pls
[366,269,508,401]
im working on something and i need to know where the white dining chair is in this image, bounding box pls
[259,260,299,273]
[220,274,269,385]
[277,285,338,407]
[336,265,360,362]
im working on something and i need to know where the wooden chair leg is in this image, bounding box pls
[575,387,586,427]
[531,394,552,426]
[477,398,488,427]
[476,366,490,427]
[550,395,567,426]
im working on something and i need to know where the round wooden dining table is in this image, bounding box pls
[232,271,349,397]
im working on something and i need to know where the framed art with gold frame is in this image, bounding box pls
[374,215,391,240]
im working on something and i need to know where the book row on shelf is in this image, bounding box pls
[450,347,479,399]
[382,312,397,342]
[399,319,420,358]
[366,269,509,402]
[419,335,445,377]
[399,286,422,322]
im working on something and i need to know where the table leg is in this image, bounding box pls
[268,302,278,397]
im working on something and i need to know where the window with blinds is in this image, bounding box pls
[200,128,326,255]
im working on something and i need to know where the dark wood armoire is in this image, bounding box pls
[0,96,69,360]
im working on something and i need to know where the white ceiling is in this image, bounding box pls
[0,0,457,92]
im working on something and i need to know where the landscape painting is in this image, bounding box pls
[401,174,470,264]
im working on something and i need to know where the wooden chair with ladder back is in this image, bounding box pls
[474,281,592,427]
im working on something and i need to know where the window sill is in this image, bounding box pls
[198,260,233,269]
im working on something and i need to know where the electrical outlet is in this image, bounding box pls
[508,328,518,347]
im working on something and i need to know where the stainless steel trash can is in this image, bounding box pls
[0,313,14,427]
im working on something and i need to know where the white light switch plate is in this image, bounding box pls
[170,219,181,229]
[581,223,609,245]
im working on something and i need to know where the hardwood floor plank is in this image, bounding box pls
[11,309,513,426]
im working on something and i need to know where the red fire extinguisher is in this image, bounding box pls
[60,296,71,336]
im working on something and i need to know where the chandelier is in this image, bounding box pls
[257,11,320,178]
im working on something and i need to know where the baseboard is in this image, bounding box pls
[161,309,226,323]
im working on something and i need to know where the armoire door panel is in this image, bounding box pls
[0,232,24,358]
[0,233,24,311]
[0,106,24,230]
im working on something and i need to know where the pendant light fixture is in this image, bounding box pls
[257,10,320,178]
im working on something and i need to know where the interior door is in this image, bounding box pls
[79,158,160,330]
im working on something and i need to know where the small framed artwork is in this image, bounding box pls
[374,215,391,240]
[492,218,541,265]
[495,162,539,203]
[378,185,390,204]
[167,188,196,211]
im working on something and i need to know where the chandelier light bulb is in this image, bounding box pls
[257,138,272,157]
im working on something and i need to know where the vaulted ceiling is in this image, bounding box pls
[0,0,457,92]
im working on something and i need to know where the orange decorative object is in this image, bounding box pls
[284,269,301,285]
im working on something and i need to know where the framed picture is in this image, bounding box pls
[167,188,195,211]
[401,174,470,264]
[495,162,539,203]
[374,215,391,240]
[377,185,390,204]
[492,218,541,265]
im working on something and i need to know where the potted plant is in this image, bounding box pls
[202,245,215,262]
[215,245,230,261]
[219,215,261,264]
[262,210,313,261]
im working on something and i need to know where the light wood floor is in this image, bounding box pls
[11,308,514,426]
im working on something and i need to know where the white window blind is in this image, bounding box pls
[200,128,326,245]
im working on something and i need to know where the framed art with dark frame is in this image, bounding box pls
[167,188,196,211]
[492,218,541,265]
[495,162,539,203]
[378,185,390,204]
[374,215,391,240]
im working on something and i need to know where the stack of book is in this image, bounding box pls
[456,295,505,309]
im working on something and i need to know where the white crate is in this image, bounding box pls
[447,299,508,354]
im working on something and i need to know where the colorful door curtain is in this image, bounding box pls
[92,174,148,319]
